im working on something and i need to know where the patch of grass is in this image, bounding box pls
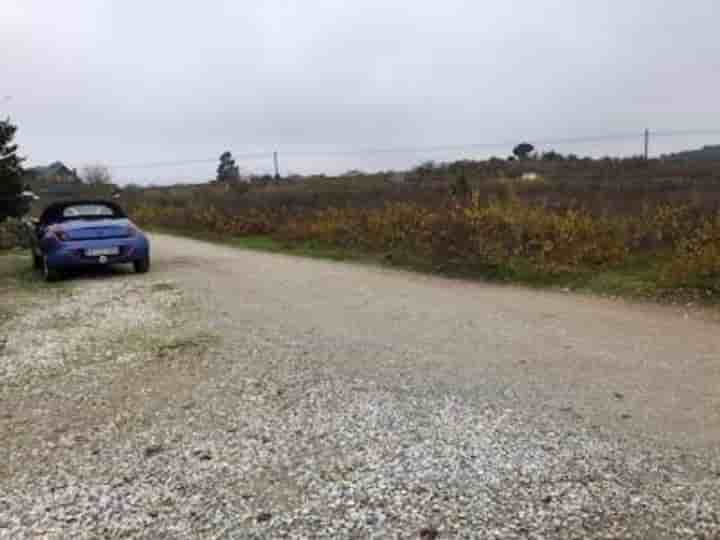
[0,250,26,276]
[148,226,280,251]
[0,252,37,287]
[148,227,380,264]
[0,304,14,325]
[281,239,378,263]
[151,282,177,292]
[154,332,218,358]
[576,256,665,298]
[232,236,384,266]
[0,251,71,328]
[229,235,284,252]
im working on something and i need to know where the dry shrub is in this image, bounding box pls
[124,158,720,290]
[274,196,630,274]
[665,212,720,286]
[132,204,280,236]
[132,192,720,286]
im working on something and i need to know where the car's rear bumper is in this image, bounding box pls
[45,237,149,268]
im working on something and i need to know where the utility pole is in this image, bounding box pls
[273,151,280,180]
[644,129,650,160]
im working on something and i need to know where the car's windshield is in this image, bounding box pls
[62,204,117,219]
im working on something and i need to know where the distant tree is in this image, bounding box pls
[513,142,535,160]
[217,151,240,182]
[0,118,25,221]
[250,174,274,184]
[507,155,516,161]
[81,163,112,185]
[448,160,475,176]
[541,150,564,161]
[414,161,437,175]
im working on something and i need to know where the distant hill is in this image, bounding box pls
[664,145,720,161]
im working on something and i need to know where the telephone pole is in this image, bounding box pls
[273,151,280,180]
[644,129,650,160]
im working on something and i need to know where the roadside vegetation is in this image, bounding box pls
[121,156,720,302]
[0,250,65,292]
[0,119,26,222]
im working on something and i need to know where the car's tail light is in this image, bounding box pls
[52,228,69,242]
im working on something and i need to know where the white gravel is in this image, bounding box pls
[2,361,719,538]
[1,239,720,539]
[0,277,181,386]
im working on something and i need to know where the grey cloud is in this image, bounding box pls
[2,0,719,183]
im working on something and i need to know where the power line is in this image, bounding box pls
[109,152,271,170]
[652,128,720,138]
[111,158,216,170]
[89,128,719,172]
[303,133,647,157]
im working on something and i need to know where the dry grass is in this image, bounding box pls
[120,157,720,298]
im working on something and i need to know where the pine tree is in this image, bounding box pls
[216,151,240,182]
[0,118,25,221]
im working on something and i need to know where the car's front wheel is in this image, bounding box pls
[43,256,61,282]
[134,256,150,274]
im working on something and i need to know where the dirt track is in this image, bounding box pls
[152,234,720,450]
[2,234,720,538]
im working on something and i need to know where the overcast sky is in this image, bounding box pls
[2,0,719,184]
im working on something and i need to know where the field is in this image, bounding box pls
[118,157,720,301]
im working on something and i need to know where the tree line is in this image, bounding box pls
[0,118,25,221]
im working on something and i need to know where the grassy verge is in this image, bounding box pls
[0,250,71,330]
[0,250,67,293]
[147,228,718,305]
[0,249,65,291]
[147,227,382,264]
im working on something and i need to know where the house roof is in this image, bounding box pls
[28,161,77,178]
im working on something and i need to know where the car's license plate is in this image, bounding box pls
[85,247,119,257]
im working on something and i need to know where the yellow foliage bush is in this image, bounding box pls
[132,204,279,236]
[665,212,720,286]
[129,193,720,287]
[274,197,630,274]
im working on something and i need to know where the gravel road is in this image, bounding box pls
[2,234,720,539]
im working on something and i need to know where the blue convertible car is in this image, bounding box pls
[30,200,150,281]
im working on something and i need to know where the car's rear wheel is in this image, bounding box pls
[134,256,150,274]
[43,256,61,282]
